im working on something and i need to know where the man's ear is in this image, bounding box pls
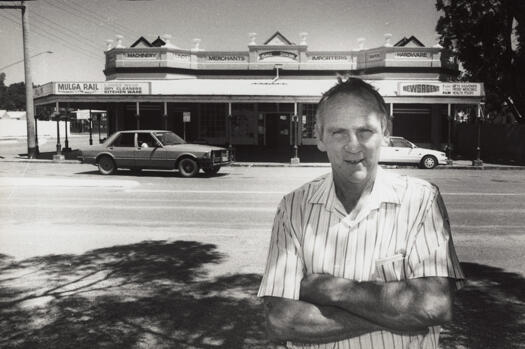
[315,125,326,152]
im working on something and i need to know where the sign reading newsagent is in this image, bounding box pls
[41,82,151,95]
[398,82,483,96]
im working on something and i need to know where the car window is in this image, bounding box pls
[153,131,186,145]
[391,138,412,148]
[137,133,157,148]
[111,133,135,147]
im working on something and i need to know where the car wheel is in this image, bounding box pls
[178,157,199,177]
[203,166,221,176]
[98,155,116,175]
[420,155,438,169]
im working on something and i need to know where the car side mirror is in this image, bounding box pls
[155,141,163,148]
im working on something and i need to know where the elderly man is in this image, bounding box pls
[258,78,464,348]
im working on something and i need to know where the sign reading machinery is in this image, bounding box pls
[398,82,482,96]
[54,82,151,95]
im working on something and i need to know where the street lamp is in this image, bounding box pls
[0,50,53,71]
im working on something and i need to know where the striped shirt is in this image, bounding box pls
[258,167,465,349]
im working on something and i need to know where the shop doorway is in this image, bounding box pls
[265,113,291,146]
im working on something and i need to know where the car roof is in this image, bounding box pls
[118,130,171,133]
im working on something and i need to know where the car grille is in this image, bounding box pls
[212,150,229,162]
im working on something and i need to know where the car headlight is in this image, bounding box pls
[202,152,211,159]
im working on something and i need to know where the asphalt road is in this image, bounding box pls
[1,163,525,348]
[1,163,524,275]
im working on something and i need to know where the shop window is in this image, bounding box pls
[302,104,317,139]
[200,104,226,137]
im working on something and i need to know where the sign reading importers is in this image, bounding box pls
[54,82,151,95]
[398,82,482,96]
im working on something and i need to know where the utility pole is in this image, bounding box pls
[0,0,36,158]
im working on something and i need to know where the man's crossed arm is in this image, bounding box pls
[263,275,454,344]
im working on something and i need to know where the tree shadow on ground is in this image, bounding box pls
[0,240,271,349]
[2,245,525,349]
[440,262,525,349]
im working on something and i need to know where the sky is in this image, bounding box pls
[0,0,443,85]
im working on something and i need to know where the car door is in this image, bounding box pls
[135,132,167,169]
[107,132,136,167]
[390,138,413,163]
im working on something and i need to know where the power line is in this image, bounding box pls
[31,11,105,52]
[44,0,138,41]
[0,12,101,61]
[56,0,142,38]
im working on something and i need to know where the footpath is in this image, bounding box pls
[1,134,524,170]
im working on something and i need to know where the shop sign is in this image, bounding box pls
[206,55,246,62]
[54,82,151,95]
[259,51,297,60]
[309,55,350,62]
[170,53,191,61]
[398,82,482,96]
[394,51,430,59]
[367,52,383,61]
[124,52,159,59]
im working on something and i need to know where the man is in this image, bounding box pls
[258,78,464,348]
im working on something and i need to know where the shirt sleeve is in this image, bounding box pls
[257,197,305,300]
[406,187,465,289]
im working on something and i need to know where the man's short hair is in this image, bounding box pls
[316,77,391,136]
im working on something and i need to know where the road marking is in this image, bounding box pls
[0,203,276,212]
[125,189,287,194]
[0,177,140,188]
[442,192,525,196]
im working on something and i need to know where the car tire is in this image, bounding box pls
[203,166,221,176]
[98,155,116,175]
[178,157,199,177]
[420,155,438,169]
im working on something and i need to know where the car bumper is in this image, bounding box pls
[198,158,232,169]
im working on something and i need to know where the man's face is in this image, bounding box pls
[317,93,385,185]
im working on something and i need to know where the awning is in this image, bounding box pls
[33,79,485,105]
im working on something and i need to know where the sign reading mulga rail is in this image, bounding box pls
[54,82,151,95]
[398,82,483,96]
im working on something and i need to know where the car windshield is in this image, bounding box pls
[153,131,186,145]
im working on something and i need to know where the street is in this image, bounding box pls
[1,163,525,348]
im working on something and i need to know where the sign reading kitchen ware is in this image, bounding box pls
[398,82,482,96]
[55,82,151,95]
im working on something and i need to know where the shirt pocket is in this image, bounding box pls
[374,253,408,282]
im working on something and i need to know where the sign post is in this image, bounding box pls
[183,112,191,140]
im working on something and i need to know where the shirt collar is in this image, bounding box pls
[308,166,401,212]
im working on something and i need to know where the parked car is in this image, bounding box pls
[79,130,232,177]
[379,136,448,169]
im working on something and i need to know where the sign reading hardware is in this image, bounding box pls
[398,82,482,96]
[55,82,150,95]
[394,51,430,59]
[259,51,297,60]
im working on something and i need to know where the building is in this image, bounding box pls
[34,32,484,161]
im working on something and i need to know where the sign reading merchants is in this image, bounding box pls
[54,82,151,95]
[398,82,483,96]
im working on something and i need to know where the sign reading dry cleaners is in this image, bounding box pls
[55,82,151,95]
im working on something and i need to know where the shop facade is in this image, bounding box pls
[34,32,484,162]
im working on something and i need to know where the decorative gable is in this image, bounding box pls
[130,36,153,48]
[264,31,294,46]
[151,36,166,47]
[394,36,425,47]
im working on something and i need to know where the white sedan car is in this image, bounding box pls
[379,136,448,169]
